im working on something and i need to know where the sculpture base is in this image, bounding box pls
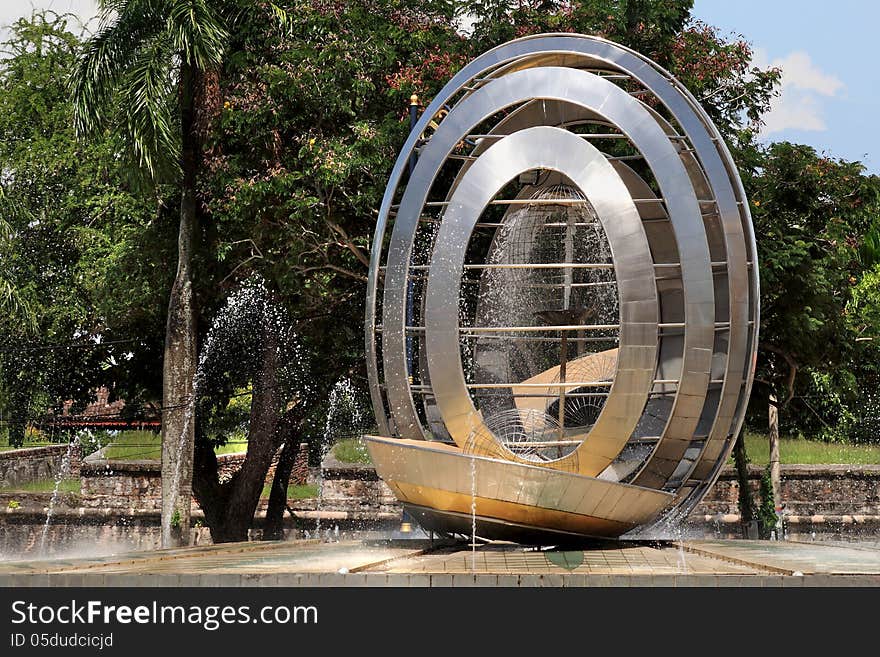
[365,435,673,543]
[404,503,624,546]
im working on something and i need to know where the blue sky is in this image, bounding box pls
[2,1,878,173]
[692,0,880,173]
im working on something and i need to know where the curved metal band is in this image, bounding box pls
[424,126,657,475]
[441,97,740,489]
[381,66,714,464]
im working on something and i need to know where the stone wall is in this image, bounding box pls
[78,448,293,511]
[72,459,880,520]
[216,451,280,483]
[5,461,880,558]
[0,508,214,559]
[693,464,880,517]
[12,454,879,543]
[319,457,399,514]
[314,461,880,522]
[0,444,82,489]
[80,460,163,510]
[1,490,80,511]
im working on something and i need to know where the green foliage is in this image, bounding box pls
[732,433,754,524]
[667,20,779,139]
[100,429,245,460]
[733,438,777,540]
[848,263,880,340]
[259,482,318,499]
[170,507,181,529]
[0,12,158,447]
[332,437,372,464]
[463,1,779,141]
[76,430,112,458]
[743,141,880,440]
[799,371,859,443]
[0,477,81,495]
[750,144,880,358]
[0,211,36,330]
[196,2,467,446]
[463,0,691,53]
[198,388,252,451]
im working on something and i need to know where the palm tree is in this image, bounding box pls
[71,0,229,547]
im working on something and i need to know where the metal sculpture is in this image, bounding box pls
[364,33,759,543]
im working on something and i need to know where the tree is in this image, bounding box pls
[742,141,880,440]
[462,2,779,135]
[194,0,463,540]
[0,12,156,447]
[191,277,310,543]
[71,0,253,546]
[67,0,452,544]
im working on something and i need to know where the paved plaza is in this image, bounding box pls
[2,537,879,586]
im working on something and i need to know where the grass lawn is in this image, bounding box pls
[735,432,880,466]
[259,482,318,499]
[101,431,247,460]
[0,437,53,452]
[332,437,371,464]
[1,477,81,494]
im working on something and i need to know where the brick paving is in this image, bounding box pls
[680,539,880,575]
[1,537,879,586]
[380,542,755,575]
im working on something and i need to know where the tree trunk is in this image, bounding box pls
[768,395,780,494]
[192,436,226,534]
[263,438,300,541]
[161,61,199,548]
[768,393,782,534]
[224,326,281,542]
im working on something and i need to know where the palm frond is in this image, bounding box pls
[0,278,36,332]
[119,33,179,179]
[166,0,228,70]
[70,0,167,138]
[265,2,293,32]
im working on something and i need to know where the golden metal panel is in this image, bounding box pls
[391,481,632,538]
[365,435,672,535]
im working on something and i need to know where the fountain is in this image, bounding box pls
[38,433,80,555]
[363,33,760,544]
[160,276,309,546]
[316,377,368,538]
[7,33,880,589]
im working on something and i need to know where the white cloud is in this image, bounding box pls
[0,1,99,41]
[753,48,844,137]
